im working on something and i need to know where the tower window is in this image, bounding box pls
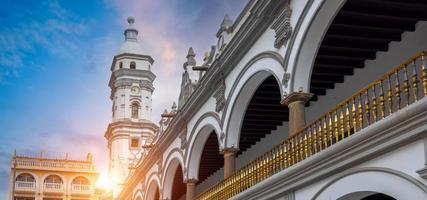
[130,61,136,69]
[119,62,123,69]
[130,138,139,148]
[131,102,139,119]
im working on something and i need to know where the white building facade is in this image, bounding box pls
[110,1,427,200]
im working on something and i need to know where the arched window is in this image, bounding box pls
[44,175,63,184]
[130,61,136,69]
[119,62,123,69]
[44,175,63,190]
[16,173,35,182]
[72,176,90,185]
[131,103,139,119]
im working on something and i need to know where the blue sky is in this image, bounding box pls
[0,0,246,198]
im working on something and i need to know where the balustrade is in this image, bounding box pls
[71,184,91,193]
[195,51,427,200]
[43,183,63,192]
[15,181,36,191]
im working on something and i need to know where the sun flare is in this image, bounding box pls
[95,171,113,190]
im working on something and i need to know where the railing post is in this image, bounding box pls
[281,92,313,136]
[221,147,239,179]
[186,178,198,200]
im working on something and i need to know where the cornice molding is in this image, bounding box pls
[104,121,159,140]
[110,53,154,71]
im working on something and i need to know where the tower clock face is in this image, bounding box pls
[131,86,140,95]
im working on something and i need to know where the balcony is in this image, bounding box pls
[15,181,36,193]
[43,183,64,194]
[195,52,427,199]
[71,184,92,195]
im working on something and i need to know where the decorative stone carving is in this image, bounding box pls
[282,72,291,88]
[214,78,226,112]
[271,3,292,48]
[157,157,163,175]
[179,127,188,151]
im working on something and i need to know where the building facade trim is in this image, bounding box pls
[311,167,427,200]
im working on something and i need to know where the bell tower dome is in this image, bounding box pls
[105,17,158,198]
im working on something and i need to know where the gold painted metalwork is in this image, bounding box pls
[195,51,427,200]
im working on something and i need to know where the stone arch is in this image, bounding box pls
[222,53,284,149]
[41,173,65,184]
[132,189,144,200]
[162,150,185,200]
[287,0,346,93]
[68,174,92,187]
[312,167,427,200]
[145,175,161,200]
[186,112,222,180]
[16,171,38,182]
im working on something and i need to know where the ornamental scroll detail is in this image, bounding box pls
[271,4,292,48]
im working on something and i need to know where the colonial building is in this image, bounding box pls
[8,151,99,200]
[110,0,427,200]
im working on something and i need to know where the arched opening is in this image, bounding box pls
[304,0,427,104]
[71,176,90,192]
[131,102,139,119]
[163,157,186,200]
[197,131,223,183]
[362,193,396,200]
[15,173,36,190]
[130,61,136,69]
[171,165,185,200]
[119,62,123,69]
[44,175,63,190]
[237,75,288,157]
[338,191,397,200]
[146,180,160,200]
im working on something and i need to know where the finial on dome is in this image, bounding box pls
[128,16,135,25]
[124,16,139,41]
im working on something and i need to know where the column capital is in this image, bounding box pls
[220,147,239,155]
[280,92,313,106]
[185,178,198,184]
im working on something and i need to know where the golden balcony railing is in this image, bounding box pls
[195,51,427,200]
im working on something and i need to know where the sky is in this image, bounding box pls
[0,0,246,198]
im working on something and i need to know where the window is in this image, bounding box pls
[119,62,123,69]
[130,61,136,69]
[16,173,35,182]
[72,176,90,185]
[131,138,139,148]
[44,175,63,185]
[131,103,139,119]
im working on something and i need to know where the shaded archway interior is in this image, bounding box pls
[362,193,396,200]
[238,75,288,156]
[171,165,186,200]
[197,131,223,184]
[309,0,427,102]
[155,189,160,200]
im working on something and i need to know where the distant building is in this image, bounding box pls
[8,151,100,200]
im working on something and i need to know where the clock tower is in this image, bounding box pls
[105,17,158,197]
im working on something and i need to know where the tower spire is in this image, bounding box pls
[124,16,139,41]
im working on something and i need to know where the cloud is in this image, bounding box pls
[0,0,88,82]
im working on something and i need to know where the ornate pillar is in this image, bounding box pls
[186,178,198,200]
[222,147,239,179]
[281,92,313,136]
